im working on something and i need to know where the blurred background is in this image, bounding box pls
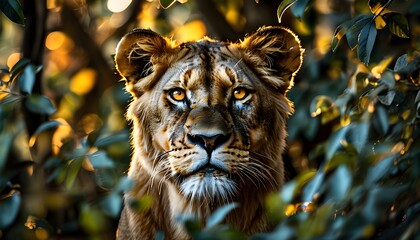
[0,0,419,239]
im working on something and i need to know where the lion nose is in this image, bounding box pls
[187,133,230,154]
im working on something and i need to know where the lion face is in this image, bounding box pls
[115,27,303,207]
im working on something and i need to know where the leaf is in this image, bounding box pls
[357,21,377,64]
[327,166,351,202]
[332,15,369,52]
[24,94,56,115]
[9,58,30,81]
[114,176,134,193]
[0,190,21,229]
[0,133,12,173]
[101,192,122,217]
[381,70,395,88]
[160,0,177,9]
[346,15,373,49]
[310,95,335,117]
[302,171,324,202]
[394,54,408,72]
[349,121,370,153]
[383,12,410,38]
[326,126,350,160]
[365,155,394,185]
[291,0,310,20]
[32,120,63,136]
[0,0,25,25]
[331,22,351,52]
[368,0,389,15]
[373,105,389,135]
[206,203,238,229]
[362,185,406,223]
[66,158,83,189]
[277,0,297,23]
[18,65,35,95]
[87,150,115,168]
[374,15,386,29]
[94,131,129,148]
[377,90,395,106]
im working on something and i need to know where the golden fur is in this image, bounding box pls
[115,26,303,239]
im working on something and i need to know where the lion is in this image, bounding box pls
[114,26,303,239]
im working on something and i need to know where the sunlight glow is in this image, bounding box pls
[173,21,206,42]
[107,0,132,13]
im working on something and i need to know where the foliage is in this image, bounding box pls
[0,0,419,239]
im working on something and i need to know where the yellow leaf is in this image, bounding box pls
[375,15,386,29]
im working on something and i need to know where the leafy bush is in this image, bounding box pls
[0,0,419,239]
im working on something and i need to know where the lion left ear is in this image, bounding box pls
[115,29,175,96]
[238,26,304,93]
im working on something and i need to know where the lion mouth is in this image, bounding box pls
[187,163,228,177]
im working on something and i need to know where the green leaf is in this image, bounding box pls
[32,120,63,136]
[0,133,12,173]
[357,21,377,64]
[206,203,238,229]
[18,65,35,94]
[326,126,349,160]
[380,70,395,88]
[377,90,395,106]
[66,158,83,189]
[383,12,410,38]
[349,121,370,153]
[327,166,351,202]
[9,58,30,81]
[362,185,406,223]
[291,0,310,20]
[277,0,297,23]
[346,15,373,49]
[114,176,134,193]
[394,54,408,72]
[302,171,324,202]
[0,190,21,229]
[365,155,394,185]
[373,105,389,135]
[0,0,25,25]
[160,0,177,9]
[87,150,115,168]
[24,94,56,115]
[101,192,122,217]
[331,22,351,52]
[94,131,129,148]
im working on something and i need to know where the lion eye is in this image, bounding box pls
[169,88,186,101]
[233,88,249,100]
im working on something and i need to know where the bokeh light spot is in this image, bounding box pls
[46,31,66,51]
[173,21,206,42]
[70,68,97,95]
[107,0,132,13]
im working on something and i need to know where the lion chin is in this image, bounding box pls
[115,26,303,240]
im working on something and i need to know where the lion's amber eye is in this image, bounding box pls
[233,88,249,100]
[169,89,186,101]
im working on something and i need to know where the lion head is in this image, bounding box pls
[115,26,303,238]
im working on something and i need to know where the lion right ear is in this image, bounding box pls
[115,29,173,95]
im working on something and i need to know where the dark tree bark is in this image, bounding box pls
[21,0,48,136]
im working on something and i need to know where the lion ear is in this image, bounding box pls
[115,29,171,93]
[239,26,303,93]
